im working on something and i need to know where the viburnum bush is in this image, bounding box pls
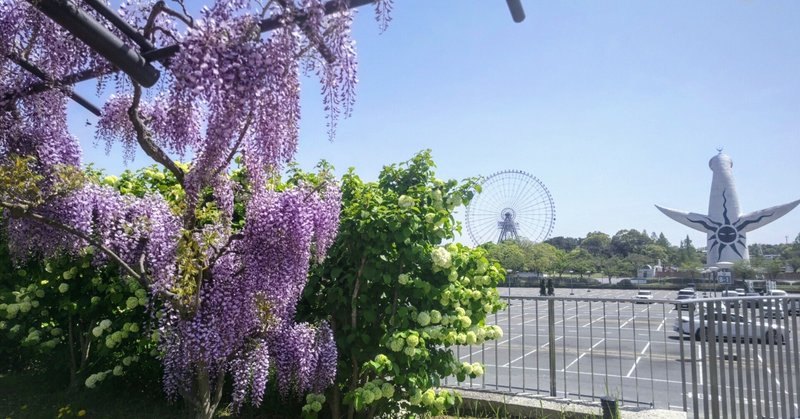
[300,150,506,418]
[0,247,159,391]
[0,1,390,418]
[0,164,183,390]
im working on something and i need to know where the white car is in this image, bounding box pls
[634,290,654,303]
[674,289,696,309]
[673,312,788,344]
[743,298,785,318]
[761,299,785,319]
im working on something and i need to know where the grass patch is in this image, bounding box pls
[0,372,191,419]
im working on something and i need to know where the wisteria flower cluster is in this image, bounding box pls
[1,0,392,416]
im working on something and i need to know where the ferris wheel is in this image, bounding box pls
[465,170,556,246]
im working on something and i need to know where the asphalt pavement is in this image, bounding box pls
[443,288,800,419]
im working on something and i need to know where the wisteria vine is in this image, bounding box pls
[0,0,391,414]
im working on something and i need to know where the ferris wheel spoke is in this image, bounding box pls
[473,220,499,245]
[508,173,530,211]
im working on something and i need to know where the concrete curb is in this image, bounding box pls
[450,389,687,418]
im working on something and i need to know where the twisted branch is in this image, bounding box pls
[128,82,185,184]
[1,200,142,281]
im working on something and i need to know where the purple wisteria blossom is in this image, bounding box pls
[1,0,391,415]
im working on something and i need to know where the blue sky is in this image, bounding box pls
[68,1,800,248]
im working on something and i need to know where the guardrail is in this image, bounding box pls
[444,294,800,419]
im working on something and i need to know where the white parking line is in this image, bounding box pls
[554,314,579,325]
[500,336,564,367]
[622,343,651,378]
[619,316,635,329]
[459,334,523,360]
[656,319,666,331]
[477,364,687,385]
[560,339,606,372]
[581,316,605,328]
[625,356,642,377]
[640,342,651,355]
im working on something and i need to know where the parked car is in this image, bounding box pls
[761,299,785,319]
[634,290,654,303]
[721,290,741,297]
[673,312,789,344]
[721,289,742,308]
[743,293,763,308]
[766,289,788,297]
[675,288,696,309]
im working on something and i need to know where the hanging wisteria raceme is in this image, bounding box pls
[5,183,180,291]
[1,0,391,415]
[243,187,338,323]
[96,94,202,162]
[159,185,340,406]
[0,91,81,185]
[270,321,338,397]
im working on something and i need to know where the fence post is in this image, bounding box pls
[548,298,556,397]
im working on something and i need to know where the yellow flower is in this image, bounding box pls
[78,410,87,417]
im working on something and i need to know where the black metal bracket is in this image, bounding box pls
[6,52,101,116]
[507,0,526,23]
[28,0,160,87]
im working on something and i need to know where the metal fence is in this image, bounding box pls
[444,294,800,418]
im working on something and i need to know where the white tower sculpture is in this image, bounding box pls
[656,150,800,266]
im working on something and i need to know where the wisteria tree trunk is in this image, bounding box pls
[179,365,225,419]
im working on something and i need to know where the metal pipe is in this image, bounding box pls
[707,300,719,418]
[699,301,710,419]
[561,301,567,397]
[689,302,699,417]
[548,298,556,397]
[787,298,800,417]
[733,302,744,419]
[28,0,160,87]
[535,298,540,393]
[6,52,101,116]
[508,296,512,391]
[617,301,624,405]
[589,300,595,401]
[521,299,526,391]
[505,0,526,23]
[777,297,790,419]
[723,300,734,418]
[575,300,581,400]
[83,0,154,51]
[791,298,800,419]
[631,302,640,405]
[677,302,687,413]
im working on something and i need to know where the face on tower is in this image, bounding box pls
[716,225,738,244]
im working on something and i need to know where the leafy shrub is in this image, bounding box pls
[300,151,506,418]
[0,248,159,390]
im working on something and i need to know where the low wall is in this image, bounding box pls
[450,388,687,419]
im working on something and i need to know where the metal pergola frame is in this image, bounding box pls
[6,0,525,115]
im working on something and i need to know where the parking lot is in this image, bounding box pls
[444,288,800,418]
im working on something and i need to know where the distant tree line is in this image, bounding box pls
[734,233,800,280]
[479,230,800,282]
